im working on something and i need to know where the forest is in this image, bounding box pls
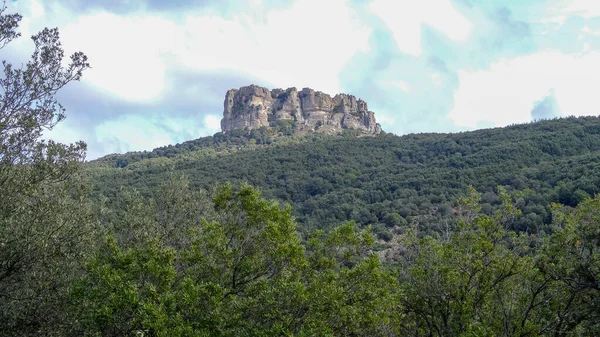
[1,6,599,337]
[89,116,600,241]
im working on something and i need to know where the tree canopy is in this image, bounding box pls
[0,4,92,335]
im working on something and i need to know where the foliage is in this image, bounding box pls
[537,198,600,335]
[0,3,92,335]
[71,182,396,336]
[88,116,600,238]
[397,188,600,336]
[70,237,177,337]
[68,179,600,336]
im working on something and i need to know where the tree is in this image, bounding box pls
[70,236,178,337]
[72,183,306,336]
[0,2,91,335]
[396,187,533,336]
[537,197,600,335]
[396,187,600,336]
[72,181,398,336]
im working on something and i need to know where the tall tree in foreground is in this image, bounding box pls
[538,198,600,335]
[72,181,397,336]
[397,187,600,337]
[0,2,91,335]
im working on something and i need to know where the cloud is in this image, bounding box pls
[492,7,532,42]
[339,37,462,135]
[447,4,537,70]
[95,114,198,154]
[54,0,371,99]
[177,0,371,94]
[60,12,173,102]
[369,0,471,56]
[542,0,600,29]
[43,68,262,159]
[579,25,600,38]
[448,51,600,129]
[554,0,600,18]
[346,1,541,136]
[45,0,215,15]
[531,89,561,120]
[47,0,295,16]
[388,80,412,92]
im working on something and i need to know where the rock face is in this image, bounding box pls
[221,85,382,135]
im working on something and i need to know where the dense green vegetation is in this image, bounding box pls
[68,181,600,336]
[90,116,600,240]
[1,7,599,336]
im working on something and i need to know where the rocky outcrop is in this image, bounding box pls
[221,85,382,135]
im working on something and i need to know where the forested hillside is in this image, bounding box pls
[89,116,600,238]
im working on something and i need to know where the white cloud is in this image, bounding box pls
[375,112,398,127]
[5,0,48,44]
[54,0,370,101]
[579,25,600,38]
[388,80,411,92]
[178,0,371,94]
[369,0,471,56]
[29,0,45,18]
[204,115,222,133]
[95,115,176,153]
[544,0,600,28]
[60,12,174,102]
[448,51,600,128]
[558,0,600,18]
[42,120,85,145]
[90,114,222,157]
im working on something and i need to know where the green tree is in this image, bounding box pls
[72,182,398,336]
[70,237,177,337]
[72,183,306,336]
[397,188,600,336]
[398,188,545,336]
[177,183,306,335]
[0,3,91,335]
[537,197,600,335]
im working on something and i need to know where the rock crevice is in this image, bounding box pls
[221,85,382,135]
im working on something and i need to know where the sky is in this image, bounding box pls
[4,0,600,159]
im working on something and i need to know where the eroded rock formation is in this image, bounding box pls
[221,85,382,135]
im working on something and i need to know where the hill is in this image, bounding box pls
[87,116,600,239]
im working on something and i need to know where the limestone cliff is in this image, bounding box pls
[221,85,382,135]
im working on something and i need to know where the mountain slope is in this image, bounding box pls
[87,116,600,237]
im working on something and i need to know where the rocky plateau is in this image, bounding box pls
[220,85,382,135]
